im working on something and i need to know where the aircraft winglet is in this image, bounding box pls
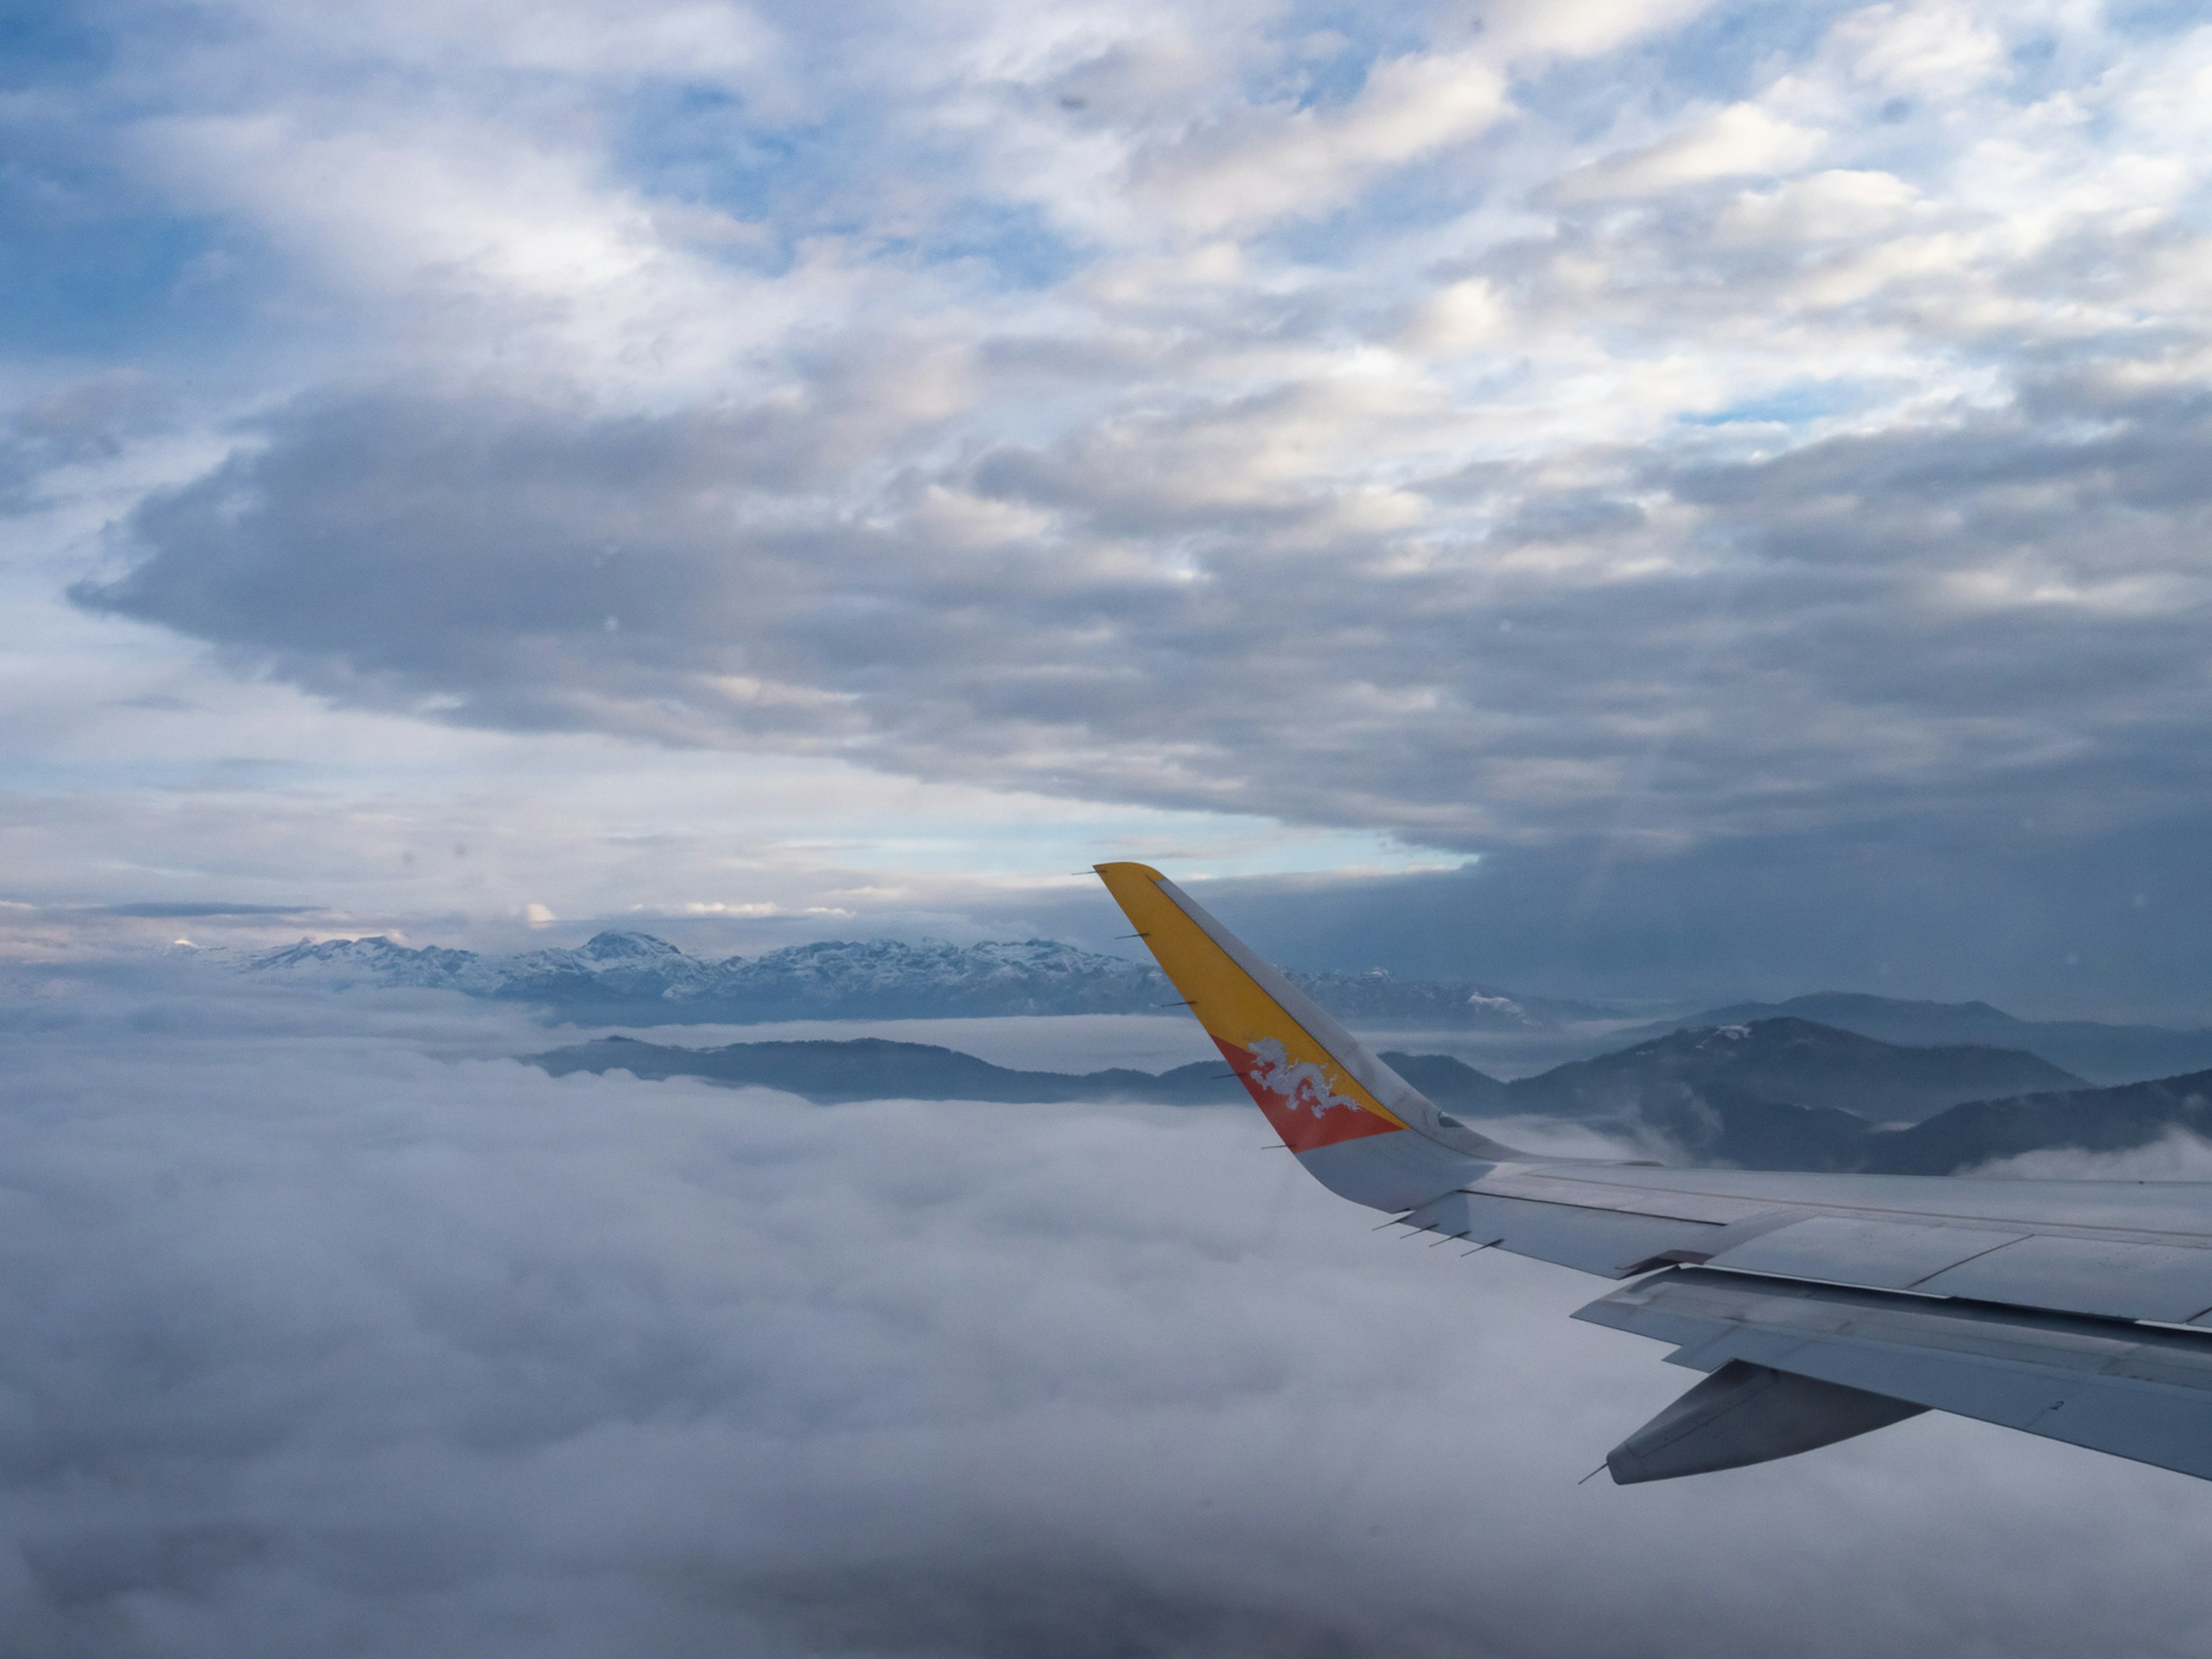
[1093,862,1514,1210]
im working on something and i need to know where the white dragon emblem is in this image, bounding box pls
[1245,1037,1363,1119]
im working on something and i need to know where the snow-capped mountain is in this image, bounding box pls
[244,931,1585,1028]
[247,933,1169,1018]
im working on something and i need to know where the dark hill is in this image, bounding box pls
[1643,993,2212,1086]
[531,1035,1453,1106]
[1661,1068,2212,1176]
[529,1033,2212,1178]
[1861,1070,2212,1175]
[1506,1017,2083,1125]
[1376,1052,1510,1114]
[537,1037,1522,1115]
[531,1034,1880,1165]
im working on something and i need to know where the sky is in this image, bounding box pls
[9,0,2212,1009]
[7,979,2212,1658]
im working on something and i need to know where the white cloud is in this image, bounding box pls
[1830,0,2006,95]
[4,988,2212,1653]
[1715,170,1925,245]
[1397,277,1510,354]
[1558,103,1826,199]
[17,0,2212,981]
[1971,1129,2212,1182]
[1134,48,1511,234]
[1479,0,1721,59]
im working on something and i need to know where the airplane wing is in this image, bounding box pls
[1094,861,2212,1486]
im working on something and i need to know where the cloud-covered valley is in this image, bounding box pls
[7,985,2212,1656]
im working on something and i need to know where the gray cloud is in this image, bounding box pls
[5,984,2212,1654]
[25,0,2212,1002]
[964,814,2212,1017]
[43,1,2212,876]
[99,901,320,918]
[71,367,2212,860]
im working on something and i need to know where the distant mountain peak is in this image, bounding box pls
[579,930,688,961]
[1645,994,2212,1086]
[1517,1015,2086,1126]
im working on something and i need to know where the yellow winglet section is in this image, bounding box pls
[1094,862,1411,1154]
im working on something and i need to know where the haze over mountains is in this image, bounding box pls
[247,929,2212,1092]
[239,931,2212,1181]
[533,1017,2212,1177]
[535,1036,1252,1106]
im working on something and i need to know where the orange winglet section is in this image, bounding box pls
[1094,862,1405,1153]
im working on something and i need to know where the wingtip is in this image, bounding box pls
[1092,861,1166,883]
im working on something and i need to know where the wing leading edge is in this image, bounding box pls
[1094,861,2212,1486]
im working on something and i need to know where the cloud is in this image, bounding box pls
[6,986,2212,1654]
[99,901,320,918]
[19,0,2212,995]
[1131,48,1511,234]
[69,366,2212,865]
[41,3,2212,874]
[1556,103,1825,199]
[1971,1128,2212,1183]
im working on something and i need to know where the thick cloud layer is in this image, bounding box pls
[35,0,2212,870]
[75,371,2212,854]
[7,988,2212,1656]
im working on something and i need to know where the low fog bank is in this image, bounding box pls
[2,988,2212,1656]
[3,953,1637,1080]
[1970,1131,2212,1182]
[581,1014,1653,1082]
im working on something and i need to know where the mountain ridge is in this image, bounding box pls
[530,1015,2194,1176]
[1643,992,2212,1085]
[1509,1017,2085,1124]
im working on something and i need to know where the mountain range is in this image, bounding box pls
[245,930,1607,1028]
[245,931,2212,1090]
[532,1016,2212,1175]
[1505,1018,2083,1124]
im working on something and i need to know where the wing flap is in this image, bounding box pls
[1472,1168,1782,1225]
[1915,1234,2212,1325]
[1578,1267,2212,1482]
[1403,1191,1730,1278]
[1472,1165,2212,1326]
[1703,1215,2027,1289]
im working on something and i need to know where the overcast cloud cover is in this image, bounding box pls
[2,982,2210,1657]
[8,0,2212,1001]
